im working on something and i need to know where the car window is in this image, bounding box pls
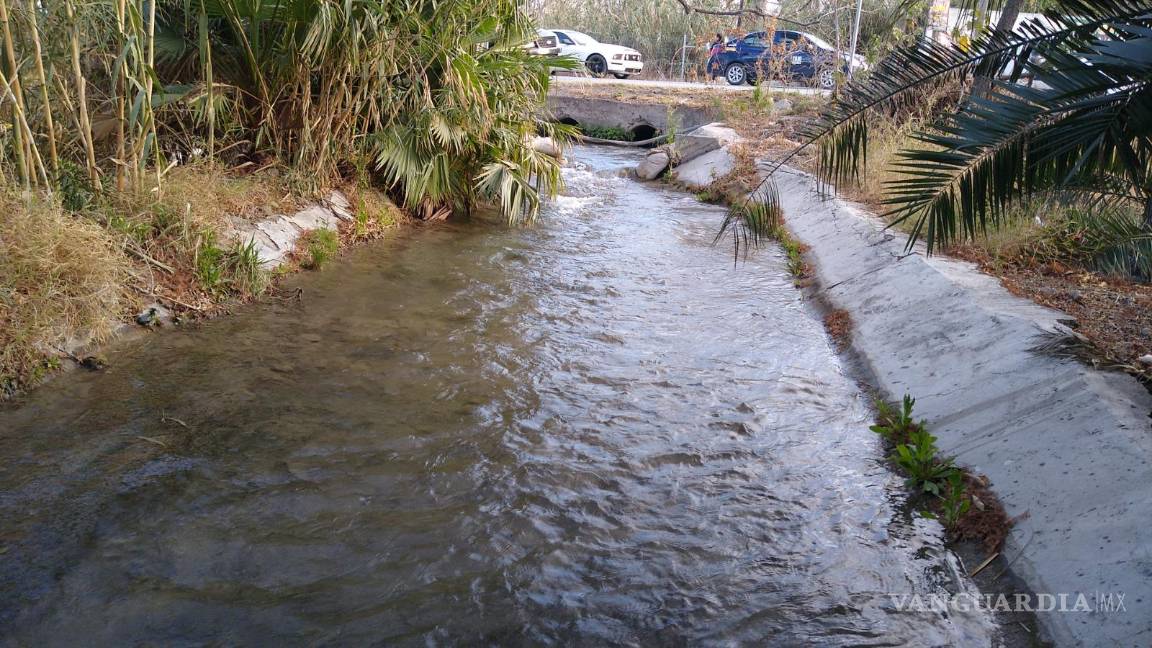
[742,32,767,48]
[552,31,575,45]
[801,32,835,51]
[569,31,597,45]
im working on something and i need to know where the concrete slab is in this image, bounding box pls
[690,122,740,146]
[287,205,338,232]
[770,166,1152,647]
[673,147,735,190]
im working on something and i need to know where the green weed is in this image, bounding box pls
[581,125,633,141]
[872,394,972,530]
[195,233,267,296]
[301,229,339,270]
[196,236,227,294]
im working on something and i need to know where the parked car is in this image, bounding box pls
[710,30,867,88]
[524,29,562,57]
[540,29,644,78]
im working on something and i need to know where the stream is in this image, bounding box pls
[0,147,995,645]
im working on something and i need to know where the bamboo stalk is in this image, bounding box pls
[114,0,128,190]
[0,64,47,185]
[64,0,98,185]
[144,0,160,193]
[0,0,30,185]
[25,0,57,175]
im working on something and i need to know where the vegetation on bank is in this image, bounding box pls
[872,395,1012,552]
[0,0,570,396]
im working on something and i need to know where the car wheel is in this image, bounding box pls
[585,54,607,77]
[817,67,836,89]
[725,63,748,86]
[613,73,630,79]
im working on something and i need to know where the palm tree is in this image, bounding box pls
[741,0,1152,259]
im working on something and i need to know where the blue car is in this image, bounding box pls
[709,30,866,88]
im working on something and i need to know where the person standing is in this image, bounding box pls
[707,33,726,82]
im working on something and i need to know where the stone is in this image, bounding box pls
[671,134,719,164]
[252,217,300,267]
[672,147,736,190]
[287,205,338,232]
[634,149,670,180]
[690,122,740,145]
[530,136,561,159]
[671,122,740,166]
[1138,354,1152,367]
[326,190,354,222]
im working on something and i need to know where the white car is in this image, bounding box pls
[541,29,643,79]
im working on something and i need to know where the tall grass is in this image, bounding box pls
[0,191,129,394]
[0,0,564,220]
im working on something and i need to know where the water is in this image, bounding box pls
[0,147,994,645]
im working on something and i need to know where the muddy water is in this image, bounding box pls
[0,147,994,645]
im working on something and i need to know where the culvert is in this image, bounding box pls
[628,123,658,142]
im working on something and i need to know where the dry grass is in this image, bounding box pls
[343,184,407,244]
[160,164,300,231]
[0,192,130,395]
[91,163,299,308]
[822,309,852,351]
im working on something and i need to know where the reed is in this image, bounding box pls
[0,0,564,221]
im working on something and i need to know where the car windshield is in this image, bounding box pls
[799,32,835,51]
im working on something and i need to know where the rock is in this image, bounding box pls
[671,134,720,164]
[530,136,562,159]
[287,205,338,232]
[326,190,354,222]
[1138,354,1152,367]
[634,149,670,180]
[671,122,740,165]
[78,356,107,371]
[254,217,300,267]
[135,303,173,327]
[773,98,793,114]
[672,147,736,190]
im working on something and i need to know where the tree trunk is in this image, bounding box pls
[994,0,1024,34]
[973,0,1025,97]
[1144,195,1152,230]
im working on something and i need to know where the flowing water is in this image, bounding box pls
[0,147,995,646]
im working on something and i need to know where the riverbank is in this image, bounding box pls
[0,165,405,400]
